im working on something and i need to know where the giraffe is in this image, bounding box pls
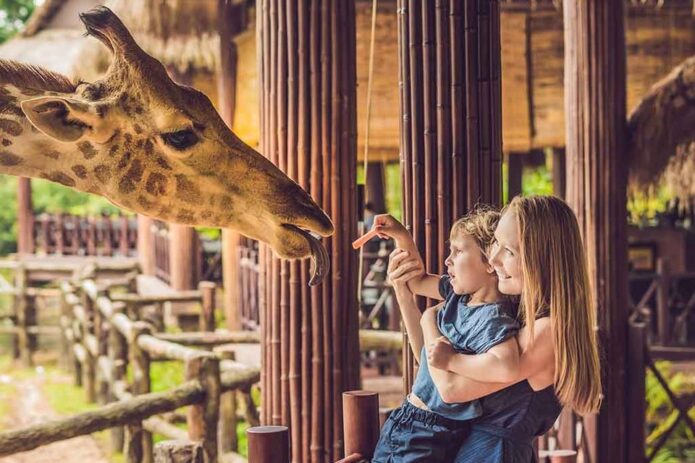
[0,6,332,284]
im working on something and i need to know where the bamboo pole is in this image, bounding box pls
[563,0,629,460]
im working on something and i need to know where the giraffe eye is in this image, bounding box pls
[161,129,199,150]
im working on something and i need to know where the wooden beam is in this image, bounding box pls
[137,215,156,276]
[168,225,198,291]
[563,0,629,461]
[16,178,34,254]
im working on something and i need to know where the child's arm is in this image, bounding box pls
[388,249,425,359]
[427,337,520,383]
[372,214,442,300]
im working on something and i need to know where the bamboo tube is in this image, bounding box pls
[435,0,451,271]
[247,426,290,463]
[342,391,379,460]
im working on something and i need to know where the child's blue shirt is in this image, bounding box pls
[410,275,519,421]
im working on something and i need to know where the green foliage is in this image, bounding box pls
[627,187,671,226]
[645,361,695,462]
[0,0,35,44]
[522,164,554,197]
[0,176,18,255]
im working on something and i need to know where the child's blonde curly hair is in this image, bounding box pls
[449,205,501,262]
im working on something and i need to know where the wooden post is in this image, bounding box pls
[258,1,360,461]
[247,426,290,463]
[16,177,34,254]
[364,162,386,214]
[82,289,97,403]
[507,152,524,201]
[169,225,197,290]
[342,391,379,460]
[14,265,31,366]
[137,215,156,276]
[551,148,566,199]
[153,441,204,463]
[215,347,238,454]
[59,286,73,371]
[129,322,153,463]
[656,259,670,345]
[199,282,217,332]
[563,0,629,461]
[185,354,221,462]
[109,302,128,454]
[218,0,243,333]
[626,318,646,463]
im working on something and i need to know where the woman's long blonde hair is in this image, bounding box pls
[508,195,602,415]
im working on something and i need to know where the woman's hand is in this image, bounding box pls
[372,214,409,240]
[388,248,424,295]
[427,336,455,370]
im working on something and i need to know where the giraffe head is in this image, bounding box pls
[16,7,333,284]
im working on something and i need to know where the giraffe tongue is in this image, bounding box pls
[285,225,330,286]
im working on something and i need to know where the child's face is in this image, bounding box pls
[444,234,495,295]
[489,210,523,295]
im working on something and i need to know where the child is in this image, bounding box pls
[370,208,520,462]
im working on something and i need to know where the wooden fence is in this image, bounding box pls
[31,213,138,257]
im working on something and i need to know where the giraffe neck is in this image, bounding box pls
[0,84,104,193]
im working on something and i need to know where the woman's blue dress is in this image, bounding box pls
[453,380,562,462]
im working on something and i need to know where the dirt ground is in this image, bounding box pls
[0,371,109,463]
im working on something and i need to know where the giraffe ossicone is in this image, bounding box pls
[0,6,334,285]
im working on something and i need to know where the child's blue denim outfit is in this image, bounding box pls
[372,275,519,463]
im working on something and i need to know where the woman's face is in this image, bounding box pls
[489,210,523,295]
[444,234,492,295]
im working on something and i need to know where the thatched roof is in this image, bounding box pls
[75,0,221,76]
[0,0,103,80]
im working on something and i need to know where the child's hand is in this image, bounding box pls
[372,214,409,240]
[427,336,455,370]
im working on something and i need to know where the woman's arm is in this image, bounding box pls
[421,314,554,403]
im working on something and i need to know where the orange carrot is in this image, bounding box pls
[352,228,381,249]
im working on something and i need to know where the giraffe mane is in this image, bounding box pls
[0,59,77,93]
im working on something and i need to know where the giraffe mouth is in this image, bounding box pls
[282,224,330,286]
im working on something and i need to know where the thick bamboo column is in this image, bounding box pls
[16,178,34,254]
[507,152,524,201]
[258,1,359,461]
[218,0,245,331]
[563,1,629,462]
[364,162,386,214]
[168,225,197,290]
[551,147,566,199]
[137,215,156,276]
[397,0,503,391]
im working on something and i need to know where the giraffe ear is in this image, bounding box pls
[20,97,104,143]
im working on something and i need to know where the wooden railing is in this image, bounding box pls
[32,213,137,257]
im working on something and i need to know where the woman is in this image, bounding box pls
[386,195,602,461]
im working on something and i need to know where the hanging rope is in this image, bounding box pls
[357,0,379,309]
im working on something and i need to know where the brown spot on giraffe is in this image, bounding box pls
[176,209,195,223]
[133,123,143,134]
[175,174,201,203]
[143,139,154,156]
[42,150,60,160]
[1,138,11,147]
[0,119,22,136]
[137,195,155,210]
[154,155,172,170]
[77,141,98,159]
[119,158,144,194]
[0,151,22,166]
[145,172,168,196]
[42,171,76,187]
[71,165,88,179]
[94,165,111,183]
[117,151,132,170]
[109,144,119,157]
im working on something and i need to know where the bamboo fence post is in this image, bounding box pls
[627,318,647,462]
[128,321,153,463]
[15,264,31,367]
[185,354,220,462]
[258,0,359,460]
[247,426,290,463]
[153,440,204,463]
[82,289,97,403]
[109,302,128,454]
[59,285,74,372]
[342,391,379,460]
[198,282,216,332]
[215,347,238,454]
